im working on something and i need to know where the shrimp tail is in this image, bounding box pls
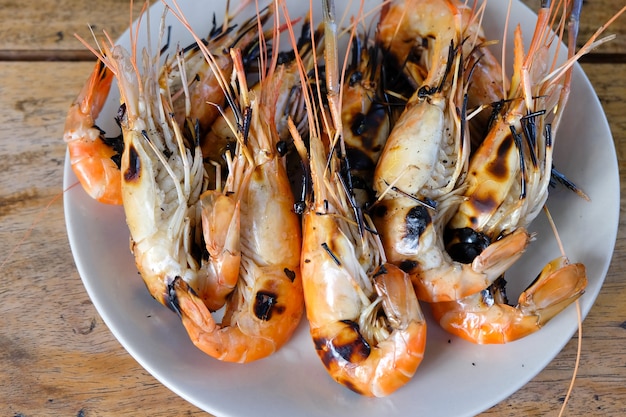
[64,60,122,205]
[311,264,426,397]
[431,257,587,344]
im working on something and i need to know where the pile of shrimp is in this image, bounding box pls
[63,0,625,398]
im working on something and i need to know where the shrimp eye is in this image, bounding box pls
[349,71,363,87]
[445,227,491,263]
[276,140,289,156]
[294,201,306,215]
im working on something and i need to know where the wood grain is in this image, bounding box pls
[1,1,625,416]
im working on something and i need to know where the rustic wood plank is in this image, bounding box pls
[0,0,152,53]
[519,0,626,57]
[0,0,624,56]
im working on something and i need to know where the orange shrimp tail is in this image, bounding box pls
[67,139,122,205]
[64,60,122,205]
[310,264,427,397]
[431,257,587,344]
[169,265,304,363]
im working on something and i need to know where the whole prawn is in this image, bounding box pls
[372,0,531,303]
[164,1,304,363]
[294,0,426,397]
[432,0,626,343]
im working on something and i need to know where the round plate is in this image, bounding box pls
[63,1,619,416]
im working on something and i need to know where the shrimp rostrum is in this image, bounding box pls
[294,0,426,397]
[164,2,304,363]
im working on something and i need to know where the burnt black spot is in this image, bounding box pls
[467,194,499,220]
[254,291,278,321]
[402,205,431,251]
[399,260,418,273]
[488,137,514,178]
[314,320,370,368]
[445,227,491,263]
[283,268,296,282]
[124,145,141,181]
[372,203,388,218]
[349,103,387,149]
[101,132,124,169]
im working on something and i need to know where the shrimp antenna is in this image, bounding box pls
[543,204,583,417]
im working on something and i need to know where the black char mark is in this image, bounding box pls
[124,145,141,182]
[488,135,514,179]
[254,291,283,321]
[402,205,431,251]
[314,320,370,367]
[283,268,296,282]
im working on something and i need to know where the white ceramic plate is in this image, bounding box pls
[64,1,619,416]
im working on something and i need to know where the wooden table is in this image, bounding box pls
[1,1,624,416]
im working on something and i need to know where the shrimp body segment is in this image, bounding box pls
[63,60,122,205]
[300,136,426,397]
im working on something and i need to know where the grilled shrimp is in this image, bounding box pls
[432,0,626,343]
[84,6,207,307]
[295,0,426,397]
[63,60,122,205]
[165,2,304,363]
[372,0,530,303]
[194,20,317,311]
